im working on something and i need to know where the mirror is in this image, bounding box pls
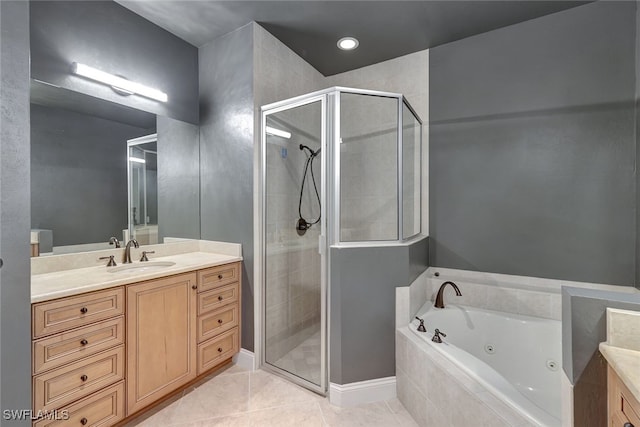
[30,80,198,255]
[128,135,158,245]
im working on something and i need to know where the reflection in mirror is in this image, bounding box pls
[30,80,156,255]
[128,135,158,245]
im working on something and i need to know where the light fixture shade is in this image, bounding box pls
[72,62,168,103]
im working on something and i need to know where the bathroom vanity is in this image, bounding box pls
[599,308,640,427]
[30,241,242,426]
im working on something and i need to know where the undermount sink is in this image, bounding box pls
[108,261,176,274]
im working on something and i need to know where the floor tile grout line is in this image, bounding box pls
[316,399,330,426]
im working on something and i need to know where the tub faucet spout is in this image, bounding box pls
[434,281,462,309]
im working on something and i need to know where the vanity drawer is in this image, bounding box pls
[33,317,124,374]
[198,304,239,343]
[33,381,125,427]
[622,393,640,426]
[33,288,124,339]
[197,282,239,315]
[197,327,239,374]
[33,346,124,412]
[197,262,240,292]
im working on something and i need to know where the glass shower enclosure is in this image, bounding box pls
[260,87,422,394]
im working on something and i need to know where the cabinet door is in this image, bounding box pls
[126,273,197,415]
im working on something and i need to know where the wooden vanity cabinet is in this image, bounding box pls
[126,272,197,415]
[608,365,640,427]
[31,261,241,426]
[31,288,126,426]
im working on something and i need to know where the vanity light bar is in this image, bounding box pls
[71,62,168,103]
[129,157,146,164]
[265,126,291,139]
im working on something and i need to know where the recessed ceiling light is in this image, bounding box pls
[337,37,359,51]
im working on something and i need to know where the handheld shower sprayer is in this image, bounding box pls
[296,143,321,236]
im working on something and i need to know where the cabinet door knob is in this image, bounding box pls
[218,296,223,301]
[80,418,88,426]
[80,307,88,314]
[80,339,88,346]
[218,274,223,280]
[624,423,634,427]
[80,374,88,382]
[192,285,197,290]
[217,347,223,353]
[217,319,223,324]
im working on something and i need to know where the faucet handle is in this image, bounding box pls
[99,255,117,267]
[415,316,427,332]
[432,328,446,343]
[140,251,155,262]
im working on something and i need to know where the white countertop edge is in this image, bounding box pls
[31,252,243,304]
[599,342,640,404]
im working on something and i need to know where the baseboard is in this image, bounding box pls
[329,376,396,407]
[232,348,255,371]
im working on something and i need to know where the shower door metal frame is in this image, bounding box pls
[259,92,329,395]
[256,86,424,396]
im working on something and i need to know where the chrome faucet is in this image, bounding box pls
[434,281,462,309]
[123,239,139,264]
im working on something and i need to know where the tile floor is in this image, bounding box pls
[272,331,322,385]
[125,364,419,427]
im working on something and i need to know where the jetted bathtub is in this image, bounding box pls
[410,303,562,426]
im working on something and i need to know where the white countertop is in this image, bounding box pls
[31,240,242,303]
[599,343,640,403]
[600,307,640,404]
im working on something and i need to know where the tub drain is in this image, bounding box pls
[546,359,558,371]
[484,344,496,354]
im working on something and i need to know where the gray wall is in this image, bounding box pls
[157,116,201,241]
[330,237,429,384]
[0,1,32,423]
[429,1,637,286]
[199,24,255,350]
[29,1,199,124]
[636,1,640,291]
[30,104,149,247]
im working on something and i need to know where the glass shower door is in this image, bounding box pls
[263,97,326,392]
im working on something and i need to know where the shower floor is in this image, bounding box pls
[273,330,321,385]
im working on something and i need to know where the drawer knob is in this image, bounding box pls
[80,374,88,382]
[624,423,634,427]
[218,319,223,324]
[80,339,88,346]
[80,307,88,314]
[218,296,223,301]
[80,418,88,426]
[192,285,197,290]
[217,347,223,353]
[218,274,223,280]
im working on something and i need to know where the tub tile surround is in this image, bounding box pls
[398,267,638,326]
[599,308,640,403]
[396,328,534,427]
[31,239,242,302]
